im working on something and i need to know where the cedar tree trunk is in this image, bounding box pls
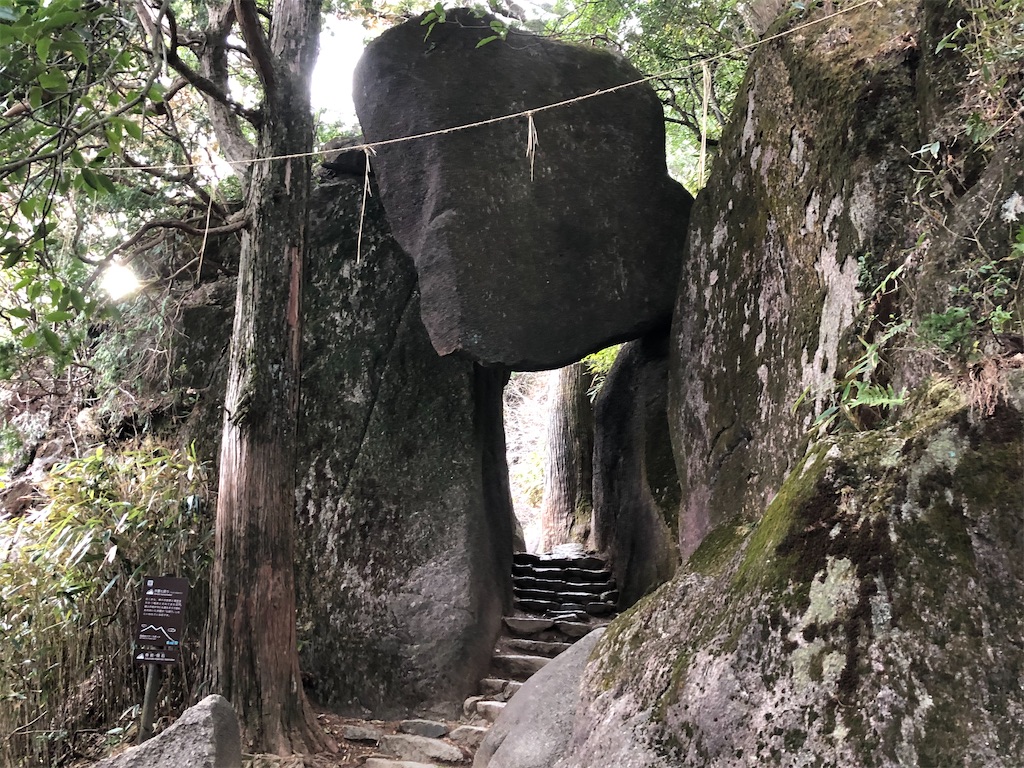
[539,362,595,551]
[203,0,327,754]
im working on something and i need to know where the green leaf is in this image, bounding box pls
[476,35,499,47]
[0,5,18,21]
[3,251,22,268]
[66,287,85,312]
[122,120,142,141]
[44,310,73,322]
[38,69,69,93]
[20,331,39,349]
[7,307,31,319]
[36,36,51,61]
[42,328,61,353]
[95,172,116,194]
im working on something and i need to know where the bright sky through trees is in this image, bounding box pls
[311,17,372,124]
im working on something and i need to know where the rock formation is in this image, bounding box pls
[553,0,1024,764]
[92,695,241,768]
[294,177,516,716]
[591,330,680,607]
[353,8,692,370]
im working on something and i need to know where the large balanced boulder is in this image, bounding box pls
[353,9,691,370]
[294,177,515,716]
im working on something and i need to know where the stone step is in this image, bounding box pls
[511,564,612,582]
[502,616,554,635]
[586,601,616,616]
[476,699,506,722]
[398,719,449,738]
[513,597,560,614]
[364,759,441,768]
[513,575,614,593]
[449,725,488,749]
[478,677,521,700]
[513,587,618,605]
[491,652,550,680]
[512,553,608,570]
[379,733,464,763]
[503,637,573,657]
[555,620,596,638]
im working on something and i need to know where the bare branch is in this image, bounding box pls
[107,215,248,262]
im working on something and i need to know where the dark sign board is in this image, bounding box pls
[134,576,189,665]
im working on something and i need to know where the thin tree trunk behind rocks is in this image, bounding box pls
[539,362,595,552]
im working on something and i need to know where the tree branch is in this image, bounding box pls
[107,215,248,262]
[233,0,276,94]
[194,1,257,175]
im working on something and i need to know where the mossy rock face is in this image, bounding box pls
[669,0,927,559]
[564,389,1024,766]
[293,179,514,716]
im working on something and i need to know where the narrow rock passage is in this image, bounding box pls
[267,549,619,768]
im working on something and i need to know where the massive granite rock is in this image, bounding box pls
[591,331,680,608]
[560,0,1024,764]
[353,9,692,370]
[669,0,928,559]
[294,178,515,716]
[566,387,1024,766]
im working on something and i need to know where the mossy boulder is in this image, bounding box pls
[669,0,928,558]
[563,384,1024,766]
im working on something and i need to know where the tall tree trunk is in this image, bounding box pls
[539,362,595,551]
[204,0,327,754]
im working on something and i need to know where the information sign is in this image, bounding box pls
[134,576,189,666]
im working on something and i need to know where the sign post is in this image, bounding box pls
[134,576,189,743]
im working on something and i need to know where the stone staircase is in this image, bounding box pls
[463,545,618,727]
[339,547,617,767]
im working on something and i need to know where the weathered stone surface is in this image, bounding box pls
[592,331,680,606]
[553,621,592,638]
[93,695,240,768]
[562,1,1024,765]
[380,734,465,763]
[565,390,1024,766]
[668,0,928,559]
[504,638,572,657]
[353,9,691,369]
[449,725,489,749]
[364,760,441,768]
[502,617,554,635]
[476,700,507,723]
[474,628,604,768]
[491,653,550,681]
[341,724,383,743]
[294,178,515,716]
[399,719,449,739]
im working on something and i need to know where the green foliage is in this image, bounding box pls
[582,343,620,401]
[796,323,908,434]
[916,226,1022,362]
[0,442,212,766]
[547,0,751,187]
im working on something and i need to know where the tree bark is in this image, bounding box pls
[539,362,595,551]
[203,0,328,754]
